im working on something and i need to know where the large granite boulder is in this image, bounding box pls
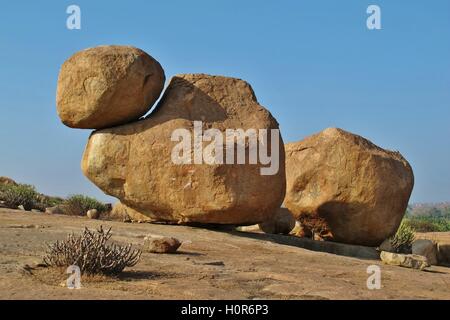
[56,45,165,129]
[284,128,414,246]
[82,74,286,225]
[412,239,438,265]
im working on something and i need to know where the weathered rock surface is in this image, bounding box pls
[290,220,313,238]
[143,235,181,253]
[56,45,165,129]
[235,225,260,232]
[415,232,450,266]
[284,128,414,246]
[2,209,449,299]
[259,208,296,235]
[110,202,154,223]
[412,239,438,265]
[437,242,450,266]
[82,74,286,225]
[380,251,429,270]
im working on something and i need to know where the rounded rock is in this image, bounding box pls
[284,128,414,246]
[259,208,296,235]
[56,45,165,129]
[86,209,99,219]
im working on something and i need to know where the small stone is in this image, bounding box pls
[290,221,313,238]
[109,202,154,223]
[86,209,99,219]
[379,239,394,253]
[259,208,296,235]
[412,239,438,265]
[17,205,26,211]
[143,235,181,253]
[236,225,260,232]
[380,251,430,270]
[437,242,450,265]
[45,206,65,215]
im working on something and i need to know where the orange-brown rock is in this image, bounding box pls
[284,128,414,246]
[110,202,154,223]
[0,177,17,186]
[259,208,296,235]
[82,74,286,225]
[56,45,165,129]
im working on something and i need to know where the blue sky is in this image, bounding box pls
[0,1,449,203]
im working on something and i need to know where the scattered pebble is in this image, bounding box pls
[86,209,99,219]
[143,235,182,253]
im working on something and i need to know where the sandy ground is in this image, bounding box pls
[0,208,449,300]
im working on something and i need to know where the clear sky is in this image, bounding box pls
[0,1,449,203]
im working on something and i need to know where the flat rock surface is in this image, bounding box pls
[0,209,449,300]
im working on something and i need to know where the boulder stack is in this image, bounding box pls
[57,45,415,242]
[56,47,286,226]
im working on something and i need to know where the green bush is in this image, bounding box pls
[404,216,450,232]
[64,194,108,216]
[389,220,416,253]
[404,218,436,232]
[0,184,39,210]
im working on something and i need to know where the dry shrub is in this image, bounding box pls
[43,226,141,275]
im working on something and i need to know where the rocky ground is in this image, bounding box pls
[0,208,449,300]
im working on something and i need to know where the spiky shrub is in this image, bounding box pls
[0,184,39,210]
[43,226,141,275]
[64,194,108,216]
[389,220,416,254]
